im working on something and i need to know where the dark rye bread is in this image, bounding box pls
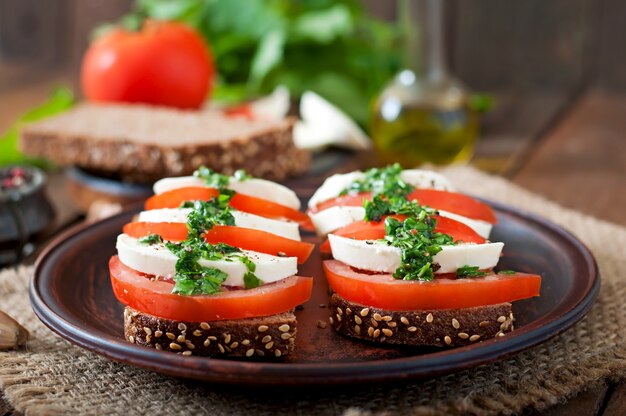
[123,306,296,359]
[329,293,514,348]
[20,103,310,182]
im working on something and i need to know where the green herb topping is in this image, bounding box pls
[456,265,487,278]
[194,166,251,190]
[341,163,415,199]
[139,234,163,245]
[233,169,252,181]
[498,270,517,275]
[364,195,437,222]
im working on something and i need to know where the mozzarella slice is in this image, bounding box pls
[310,206,366,236]
[137,208,301,240]
[309,205,491,239]
[308,169,454,209]
[116,234,297,287]
[328,234,503,274]
[153,176,301,210]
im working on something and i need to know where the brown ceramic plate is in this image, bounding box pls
[30,200,599,386]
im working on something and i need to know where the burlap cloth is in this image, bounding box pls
[1,166,625,416]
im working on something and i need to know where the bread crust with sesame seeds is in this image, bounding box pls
[329,293,514,348]
[20,103,310,183]
[123,307,297,359]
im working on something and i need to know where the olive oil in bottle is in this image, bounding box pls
[371,0,478,166]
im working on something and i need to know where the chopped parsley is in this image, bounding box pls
[340,163,415,199]
[384,213,455,281]
[364,195,436,222]
[498,269,517,275]
[194,166,252,190]
[139,234,163,245]
[183,198,236,237]
[456,265,487,278]
[233,169,252,181]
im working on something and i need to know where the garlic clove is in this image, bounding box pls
[0,310,29,350]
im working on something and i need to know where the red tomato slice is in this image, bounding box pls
[144,186,313,230]
[110,256,313,322]
[319,215,485,253]
[123,222,313,264]
[310,190,496,224]
[323,260,540,310]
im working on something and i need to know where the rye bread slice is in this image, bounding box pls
[20,103,310,182]
[123,306,296,359]
[329,293,514,347]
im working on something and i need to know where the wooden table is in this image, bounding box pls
[1,89,625,415]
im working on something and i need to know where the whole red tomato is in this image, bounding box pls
[81,20,213,109]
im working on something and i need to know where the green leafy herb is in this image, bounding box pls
[184,198,235,238]
[342,164,414,199]
[193,166,231,189]
[139,234,163,245]
[498,270,517,275]
[384,214,454,282]
[364,195,436,222]
[456,265,487,278]
[233,169,252,181]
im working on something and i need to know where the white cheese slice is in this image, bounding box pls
[327,234,503,274]
[137,208,301,240]
[308,169,455,209]
[116,234,297,287]
[310,206,491,239]
[153,176,301,210]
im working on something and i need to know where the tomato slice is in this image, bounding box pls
[310,190,496,224]
[123,222,314,264]
[319,215,485,253]
[110,256,313,322]
[323,260,540,310]
[145,186,313,230]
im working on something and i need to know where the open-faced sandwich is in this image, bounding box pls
[109,167,314,358]
[308,164,541,347]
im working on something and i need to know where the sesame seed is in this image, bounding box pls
[275,350,282,358]
[368,327,375,336]
[166,332,175,340]
[224,334,231,344]
[146,335,152,343]
[155,343,162,350]
[258,325,269,332]
[230,342,239,349]
[373,329,381,338]
[336,314,342,322]
[246,349,255,357]
[256,350,265,357]
[373,313,383,321]
[262,335,272,343]
[452,319,460,329]
[387,322,397,328]
[500,322,508,331]
[426,313,433,323]
[280,333,291,340]
[182,351,192,356]
[360,308,370,317]
[479,321,490,328]
[498,332,506,337]
[470,335,481,342]
[346,308,352,315]
[382,315,392,322]
[458,332,469,339]
[444,336,452,345]
[192,329,202,337]
[208,336,217,341]
[218,344,225,353]
[154,330,163,338]
[185,341,195,350]
[382,328,393,337]
[265,342,274,349]
[354,316,363,325]
[128,335,135,343]
[200,322,210,330]
[354,325,361,334]
[407,326,417,332]
[337,307,343,315]
[371,319,379,328]
[497,316,506,323]
[176,335,185,343]
[143,327,152,336]
[400,317,409,325]
[178,323,187,331]
[435,338,441,342]
[329,316,334,325]
[242,339,251,346]
[510,313,514,320]
[203,339,210,347]
[278,324,290,332]
[169,343,181,350]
